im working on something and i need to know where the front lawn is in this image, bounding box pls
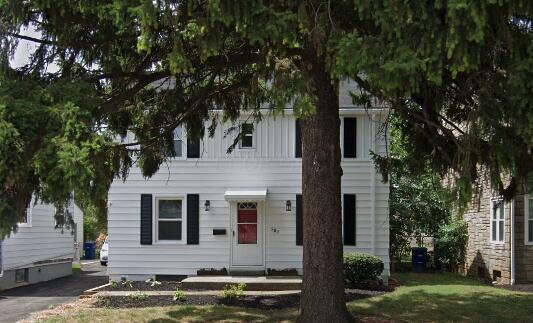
[349,273,533,322]
[38,273,533,322]
[38,305,296,323]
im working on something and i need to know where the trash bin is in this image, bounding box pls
[84,242,96,260]
[412,247,428,273]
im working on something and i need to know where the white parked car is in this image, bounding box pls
[100,237,108,266]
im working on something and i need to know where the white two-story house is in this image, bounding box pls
[107,85,390,282]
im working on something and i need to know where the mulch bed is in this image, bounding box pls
[94,290,386,310]
[100,281,181,292]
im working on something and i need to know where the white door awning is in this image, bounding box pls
[224,189,268,201]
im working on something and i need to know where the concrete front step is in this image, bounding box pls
[181,276,302,291]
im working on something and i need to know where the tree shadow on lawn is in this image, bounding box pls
[392,272,487,287]
[148,305,296,323]
[348,287,533,322]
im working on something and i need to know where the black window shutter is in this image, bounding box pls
[343,117,357,158]
[187,194,200,245]
[187,138,200,158]
[295,119,302,158]
[140,194,153,245]
[343,194,356,245]
[296,194,303,246]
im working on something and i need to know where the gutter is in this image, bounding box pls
[511,198,516,285]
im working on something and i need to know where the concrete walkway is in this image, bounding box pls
[0,261,108,323]
[95,289,300,297]
[181,276,302,291]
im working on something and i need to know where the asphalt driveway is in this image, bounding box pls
[0,261,108,323]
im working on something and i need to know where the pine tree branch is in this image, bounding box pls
[6,32,56,45]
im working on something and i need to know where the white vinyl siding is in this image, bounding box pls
[491,199,505,243]
[2,203,75,271]
[107,111,390,280]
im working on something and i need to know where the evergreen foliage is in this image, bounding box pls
[337,0,533,203]
[0,2,531,319]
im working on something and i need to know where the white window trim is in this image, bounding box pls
[490,197,505,244]
[153,196,187,245]
[18,206,32,228]
[237,122,256,150]
[525,194,533,246]
[172,125,186,160]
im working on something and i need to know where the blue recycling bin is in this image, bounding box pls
[412,247,428,272]
[84,242,96,260]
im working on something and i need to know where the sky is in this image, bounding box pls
[11,25,59,73]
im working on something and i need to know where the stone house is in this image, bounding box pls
[461,178,532,284]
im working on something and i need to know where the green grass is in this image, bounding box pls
[71,262,81,275]
[348,273,533,322]
[40,305,297,323]
[40,273,533,322]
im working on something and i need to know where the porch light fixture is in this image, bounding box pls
[204,200,210,212]
[286,200,292,212]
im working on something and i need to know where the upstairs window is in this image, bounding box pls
[19,203,32,227]
[491,199,505,243]
[21,209,29,224]
[526,195,533,245]
[343,117,357,158]
[239,123,255,149]
[173,125,183,158]
[295,119,302,158]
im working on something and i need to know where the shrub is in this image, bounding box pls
[434,219,468,272]
[129,292,148,300]
[121,278,133,288]
[220,283,246,300]
[173,288,186,302]
[145,278,162,287]
[343,253,384,284]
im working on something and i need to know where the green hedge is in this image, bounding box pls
[343,253,384,284]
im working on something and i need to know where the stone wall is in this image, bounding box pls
[461,180,533,284]
[460,181,511,284]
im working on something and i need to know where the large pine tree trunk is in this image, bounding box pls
[298,58,352,322]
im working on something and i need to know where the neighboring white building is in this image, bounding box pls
[0,202,81,291]
[107,86,390,282]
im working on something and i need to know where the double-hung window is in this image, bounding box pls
[173,125,183,158]
[18,204,32,227]
[526,195,533,245]
[239,123,254,149]
[491,199,505,243]
[156,198,183,241]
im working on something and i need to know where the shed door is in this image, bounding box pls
[231,202,263,266]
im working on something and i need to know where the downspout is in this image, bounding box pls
[511,199,516,285]
[370,115,376,256]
